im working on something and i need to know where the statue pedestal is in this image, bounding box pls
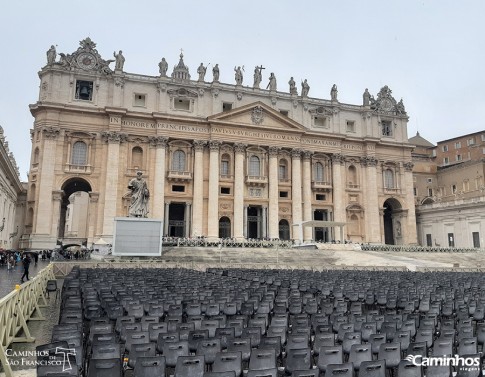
[112,217,163,257]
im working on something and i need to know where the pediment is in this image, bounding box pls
[208,102,305,132]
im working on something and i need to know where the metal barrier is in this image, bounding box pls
[0,264,55,377]
[361,244,485,253]
[51,261,408,277]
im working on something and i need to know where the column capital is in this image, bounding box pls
[234,143,247,154]
[268,146,280,156]
[303,150,314,160]
[42,126,61,140]
[360,155,378,167]
[209,140,221,151]
[193,140,207,151]
[52,190,64,201]
[291,148,302,158]
[101,131,128,144]
[331,153,345,164]
[403,161,414,172]
[149,136,168,147]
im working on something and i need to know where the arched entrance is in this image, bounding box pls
[60,178,92,242]
[383,198,402,245]
[219,217,231,238]
[278,219,290,240]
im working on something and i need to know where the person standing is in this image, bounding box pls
[21,254,31,283]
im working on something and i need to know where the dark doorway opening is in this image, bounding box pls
[314,209,328,242]
[168,203,185,237]
[219,217,231,238]
[383,202,394,245]
[59,178,92,240]
[279,219,290,240]
[247,206,261,239]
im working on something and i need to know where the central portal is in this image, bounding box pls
[314,209,329,242]
[168,203,186,237]
[247,206,262,239]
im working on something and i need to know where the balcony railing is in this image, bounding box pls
[167,170,193,181]
[346,183,360,190]
[312,180,332,191]
[64,164,92,174]
[246,175,268,186]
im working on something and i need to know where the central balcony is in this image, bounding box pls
[312,180,332,192]
[167,170,193,182]
[246,175,268,187]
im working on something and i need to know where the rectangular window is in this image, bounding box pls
[467,138,475,146]
[428,188,433,196]
[381,120,392,137]
[452,184,457,194]
[448,233,455,247]
[456,154,462,161]
[346,121,355,133]
[75,80,93,101]
[482,134,485,142]
[316,194,326,201]
[413,187,417,196]
[174,98,190,110]
[442,145,448,152]
[279,110,289,116]
[427,178,433,183]
[134,94,146,107]
[222,102,232,112]
[220,187,230,195]
[455,142,461,149]
[220,160,229,176]
[473,232,480,248]
[426,234,432,247]
[483,148,485,155]
[279,191,288,198]
[172,185,185,192]
[314,116,326,128]
[432,149,436,157]
[443,157,449,165]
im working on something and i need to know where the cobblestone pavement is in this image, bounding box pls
[0,260,51,299]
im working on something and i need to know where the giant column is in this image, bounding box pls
[233,144,246,240]
[291,149,303,243]
[191,140,206,237]
[101,131,126,239]
[268,147,280,239]
[207,141,221,240]
[87,192,99,245]
[403,162,418,244]
[331,154,346,241]
[150,136,168,220]
[34,127,60,247]
[302,151,313,242]
[51,190,64,239]
[363,156,381,243]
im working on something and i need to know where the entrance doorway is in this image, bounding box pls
[279,219,290,240]
[314,209,328,242]
[59,178,92,242]
[168,203,186,237]
[219,217,231,238]
[383,198,402,245]
[247,206,262,239]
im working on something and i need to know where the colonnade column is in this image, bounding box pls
[403,162,418,244]
[101,131,126,239]
[35,127,60,237]
[362,156,381,243]
[291,149,303,243]
[268,147,280,239]
[150,136,168,220]
[191,141,206,237]
[302,151,313,242]
[233,144,246,240]
[207,141,221,240]
[331,154,346,241]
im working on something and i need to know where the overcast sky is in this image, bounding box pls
[1,1,484,180]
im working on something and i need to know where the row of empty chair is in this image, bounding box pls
[35,267,485,376]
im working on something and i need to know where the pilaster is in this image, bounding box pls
[234,144,246,240]
[331,153,346,241]
[362,156,381,243]
[302,151,313,242]
[149,136,168,220]
[291,149,303,242]
[403,162,418,244]
[268,146,279,239]
[207,140,221,239]
[192,140,206,237]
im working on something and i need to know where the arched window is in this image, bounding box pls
[71,141,87,165]
[33,147,39,164]
[249,155,260,176]
[220,153,230,176]
[219,217,231,238]
[131,147,143,169]
[279,159,288,180]
[384,169,395,188]
[347,165,357,187]
[279,219,290,240]
[315,162,324,182]
[172,150,186,171]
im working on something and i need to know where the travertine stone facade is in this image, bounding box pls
[24,38,417,248]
